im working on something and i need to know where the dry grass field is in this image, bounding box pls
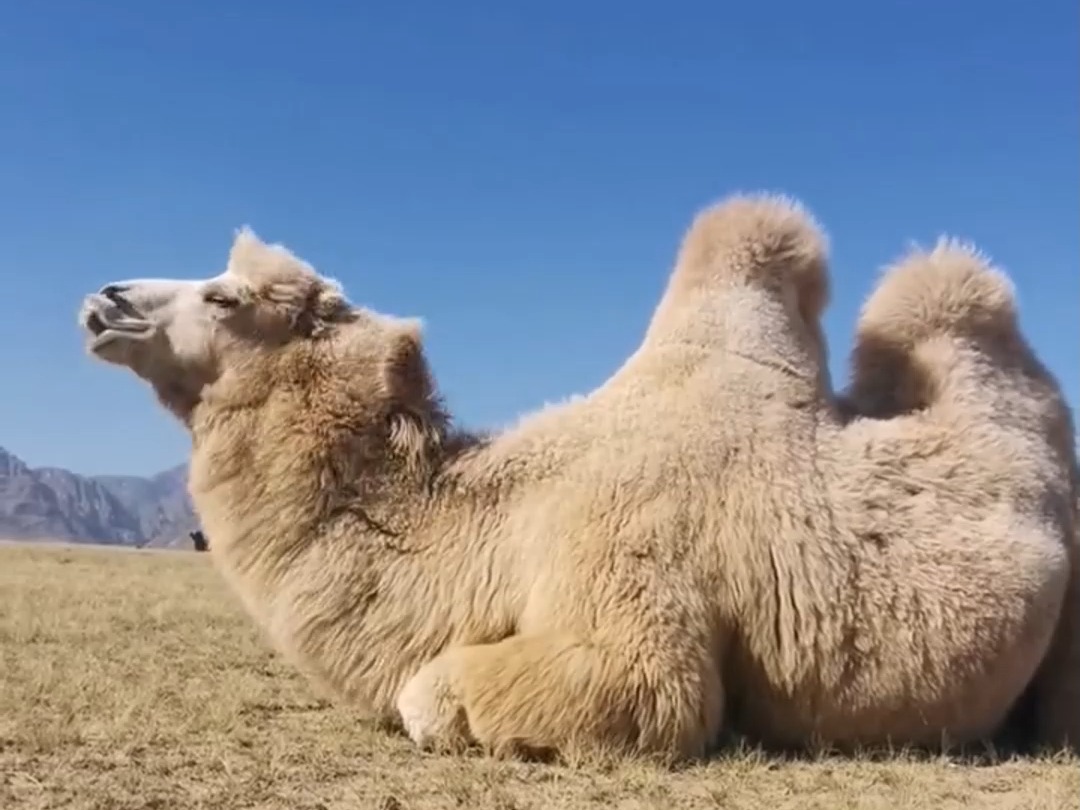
[1,543,1076,810]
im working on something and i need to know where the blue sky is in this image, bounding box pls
[1,0,1076,476]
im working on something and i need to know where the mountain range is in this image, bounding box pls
[0,446,198,548]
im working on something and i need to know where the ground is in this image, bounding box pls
[0,543,1075,810]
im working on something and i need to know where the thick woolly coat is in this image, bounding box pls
[80,196,1079,759]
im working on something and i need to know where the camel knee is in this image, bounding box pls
[444,633,722,761]
[396,659,473,753]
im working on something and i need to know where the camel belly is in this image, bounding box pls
[731,608,1060,750]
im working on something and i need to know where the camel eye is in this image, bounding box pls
[203,292,240,309]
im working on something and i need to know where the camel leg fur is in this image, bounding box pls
[398,622,725,760]
[839,240,1079,751]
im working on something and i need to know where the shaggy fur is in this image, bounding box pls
[77,194,1078,761]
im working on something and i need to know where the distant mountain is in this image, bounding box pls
[93,464,198,547]
[0,446,198,548]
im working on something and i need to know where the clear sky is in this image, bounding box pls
[1,0,1076,477]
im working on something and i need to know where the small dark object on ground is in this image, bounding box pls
[189,530,209,552]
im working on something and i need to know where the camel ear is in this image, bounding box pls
[382,320,429,401]
[382,320,443,467]
[261,278,351,336]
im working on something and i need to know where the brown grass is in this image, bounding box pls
[0,543,1075,810]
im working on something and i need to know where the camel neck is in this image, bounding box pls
[184,402,520,718]
[187,402,441,571]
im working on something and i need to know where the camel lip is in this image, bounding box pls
[88,327,149,352]
[80,294,152,349]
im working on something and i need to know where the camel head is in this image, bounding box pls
[77,229,445,455]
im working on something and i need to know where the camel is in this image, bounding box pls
[76,193,1078,761]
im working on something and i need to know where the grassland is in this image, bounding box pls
[1,543,1076,809]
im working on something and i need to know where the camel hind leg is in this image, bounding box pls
[844,238,1080,751]
[1027,529,1080,751]
[1014,478,1080,753]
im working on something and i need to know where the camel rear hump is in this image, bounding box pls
[857,238,1017,342]
[840,237,1080,753]
[847,238,1073,445]
[844,238,1076,524]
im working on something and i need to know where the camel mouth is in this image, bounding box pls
[80,295,152,351]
